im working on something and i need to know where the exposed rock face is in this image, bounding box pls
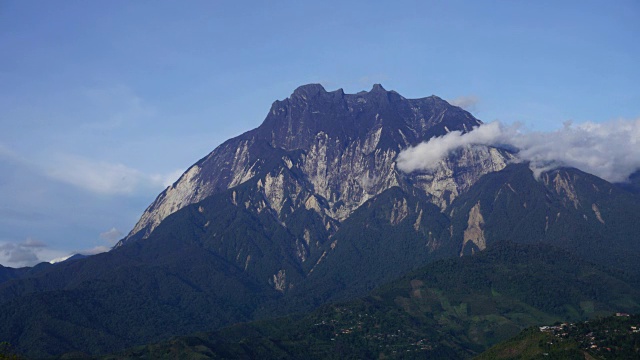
[390,198,409,225]
[461,201,486,255]
[271,269,287,292]
[409,146,514,209]
[119,84,513,246]
[544,171,581,209]
[592,203,605,224]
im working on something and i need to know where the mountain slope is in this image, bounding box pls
[0,264,25,284]
[0,262,55,285]
[448,163,640,272]
[477,314,640,360]
[0,190,293,357]
[102,242,640,360]
[0,185,453,357]
[258,186,453,314]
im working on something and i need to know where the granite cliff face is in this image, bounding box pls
[120,84,512,246]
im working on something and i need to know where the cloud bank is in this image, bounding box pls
[396,119,640,183]
[396,122,513,173]
[1,231,119,267]
[0,238,68,267]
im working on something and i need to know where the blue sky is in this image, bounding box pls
[1,0,638,266]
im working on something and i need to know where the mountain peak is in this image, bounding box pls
[257,83,483,153]
[371,83,387,92]
[292,83,327,98]
[124,83,488,244]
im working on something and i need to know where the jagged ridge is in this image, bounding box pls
[120,84,511,245]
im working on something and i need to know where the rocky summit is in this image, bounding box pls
[121,84,511,245]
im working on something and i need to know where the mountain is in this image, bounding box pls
[449,164,640,273]
[0,254,90,286]
[119,83,510,245]
[0,84,514,357]
[0,264,25,284]
[0,84,639,357]
[0,262,55,285]
[49,253,89,264]
[101,242,640,360]
[617,170,640,196]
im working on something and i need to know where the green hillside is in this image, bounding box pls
[102,242,640,359]
[477,313,640,359]
[3,164,639,358]
[449,164,640,273]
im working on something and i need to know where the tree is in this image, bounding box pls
[0,342,21,360]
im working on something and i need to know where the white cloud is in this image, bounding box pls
[99,227,123,243]
[0,143,16,159]
[42,238,113,265]
[1,236,114,267]
[397,119,640,183]
[45,154,147,194]
[48,245,110,264]
[513,119,640,182]
[21,238,48,248]
[449,95,479,111]
[0,242,38,266]
[0,141,33,167]
[0,238,68,267]
[49,254,76,264]
[45,153,183,195]
[397,122,512,173]
[150,168,184,188]
[78,245,110,256]
[81,84,156,131]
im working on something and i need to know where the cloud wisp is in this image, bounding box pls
[2,142,183,197]
[99,227,123,244]
[396,119,640,183]
[449,95,479,112]
[45,153,183,195]
[47,226,125,265]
